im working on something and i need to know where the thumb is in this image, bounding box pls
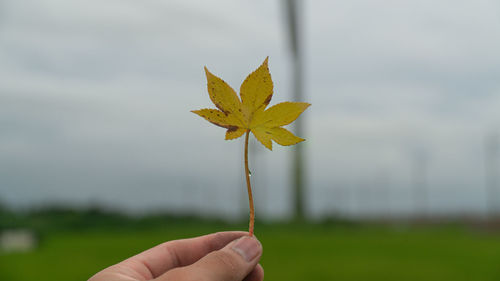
[157,236,262,281]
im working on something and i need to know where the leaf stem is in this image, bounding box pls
[244,130,255,236]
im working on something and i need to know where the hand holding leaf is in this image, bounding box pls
[192,57,310,235]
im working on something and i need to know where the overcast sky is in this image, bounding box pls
[1,0,499,219]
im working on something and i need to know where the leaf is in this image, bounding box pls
[225,127,246,140]
[251,126,273,150]
[191,109,241,129]
[204,67,245,124]
[240,57,273,122]
[250,102,310,128]
[268,127,304,146]
[193,57,310,149]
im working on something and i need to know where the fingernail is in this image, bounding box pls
[232,236,261,262]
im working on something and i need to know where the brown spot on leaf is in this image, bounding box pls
[209,121,226,128]
[209,121,238,131]
[263,94,272,105]
[213,101,228,114]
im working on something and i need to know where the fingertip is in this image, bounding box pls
[243,264,264,281]
[210,231,249,250]
[231,236,262,262]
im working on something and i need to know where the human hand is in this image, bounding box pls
[88,231,263,281]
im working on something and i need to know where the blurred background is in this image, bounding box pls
[1,0,500,280]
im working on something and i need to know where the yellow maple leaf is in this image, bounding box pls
[192,57,310,150]
[191,57,310,236]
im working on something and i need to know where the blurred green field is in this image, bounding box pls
[1,210,500,281]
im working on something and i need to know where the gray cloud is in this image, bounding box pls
[1,0,499,218]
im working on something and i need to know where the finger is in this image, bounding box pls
[157,235,263,281]
[243,264,264,281]
[119,231,248,279]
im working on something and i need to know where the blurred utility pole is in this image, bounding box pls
[284,0,306,220]
[485,132,499,217]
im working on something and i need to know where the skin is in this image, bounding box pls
[88,231,264,281]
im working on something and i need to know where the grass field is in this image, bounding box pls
[1,210,500,281]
